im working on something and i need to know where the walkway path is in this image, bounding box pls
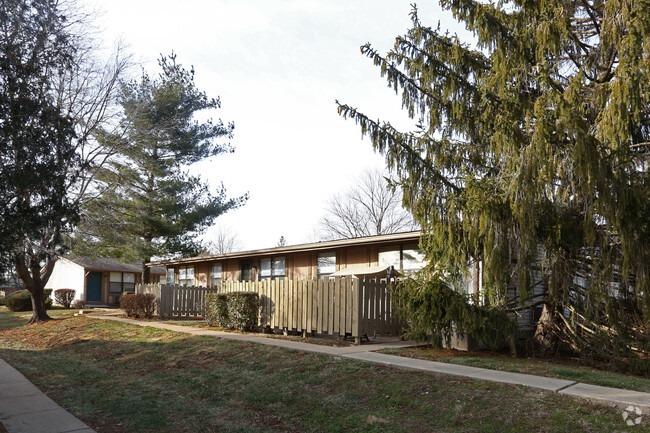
[1,314,648,433]
[0,358,95,433]
[93,315,650,414]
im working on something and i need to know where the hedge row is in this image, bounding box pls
[204,292,259,331]
[5,289,53,312]
[120,293,156,319]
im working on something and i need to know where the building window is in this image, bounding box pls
[378,249,400,269]
[402,245,426,272]
[259,256,286,280]
[317,252,336,279]
[166,268,175,284]
[211,263,222,287]
[378,245,426,274]
[178,266,194,287]
[109,272,136,293]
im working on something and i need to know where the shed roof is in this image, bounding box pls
[63,256,166,275]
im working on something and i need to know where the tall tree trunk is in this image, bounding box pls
[27,287,51,324]
[532,303,559,354]
[14,249,56,324]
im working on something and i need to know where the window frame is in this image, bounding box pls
[259,256,286,281]
[317,251,336,279]
[178,265,194,287]
[109,272,136,293]
[211,263,222,287]
[166,268,175,284]
[378,244,426,274]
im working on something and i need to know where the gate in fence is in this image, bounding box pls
[136,277,403,344]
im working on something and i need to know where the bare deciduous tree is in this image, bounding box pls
[318,169,418,240]
[208,226,244,254]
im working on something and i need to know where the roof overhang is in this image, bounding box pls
[150,231,421,267]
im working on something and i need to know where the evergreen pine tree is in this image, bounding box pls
[338,1,649,368]
[78,54,246,281]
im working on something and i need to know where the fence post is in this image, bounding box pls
[159,284,167,319]
[352,277,362,345]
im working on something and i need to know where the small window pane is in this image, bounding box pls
[212,263,222,287]
[403,248,426,271]
[123,273,135,283]
[179,268,187,279]
[260,258,271,277]
[273,257,285,276]
[166,268,175,284]
[109,282,122,293]
[186,267,194,279]
[123,283,135,293]
[378,250,400,268]
[318,252,336,277]
[110,272,122,282]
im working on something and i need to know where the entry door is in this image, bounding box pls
[87,272,102,302]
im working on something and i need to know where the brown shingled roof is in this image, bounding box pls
[63,256,166,275]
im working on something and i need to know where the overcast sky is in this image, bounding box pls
[90,0,466,251]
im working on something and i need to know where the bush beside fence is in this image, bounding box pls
[204,293,228,326]
[138,277,402,343]
[120,293,156,319]
[204,292,259,330]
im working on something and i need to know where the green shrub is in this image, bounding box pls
[226,292,259,331]
[0,296,5,306]
[394,276,516,351]
[204,293,229,326]
[204,292,259,331]
[121,293,157,318]
[54,289,76,309]
[5,290,52,312]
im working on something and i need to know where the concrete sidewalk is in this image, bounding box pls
[0,358,95,433]
[1,315,647,433]
[92,315,650,414]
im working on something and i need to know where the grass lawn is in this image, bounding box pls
[379,347,650,394]
[0,307,642,432]
[141,316,352,347]
[0,305,89,330]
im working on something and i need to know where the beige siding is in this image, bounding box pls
[195,262,210,287]
[291,252,313,279]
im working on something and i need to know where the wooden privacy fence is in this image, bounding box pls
[137,277,403,343]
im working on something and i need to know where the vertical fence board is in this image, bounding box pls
[291,280,297,330]
[295,280,301,331]
[337,277,345,334]
[332,278,338,334]
[305,280,311,332]
[270,280,276,329]
[351,277,357,335]
[325,278,333,335]
[316,279,323,334]
[345,277,353,334]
